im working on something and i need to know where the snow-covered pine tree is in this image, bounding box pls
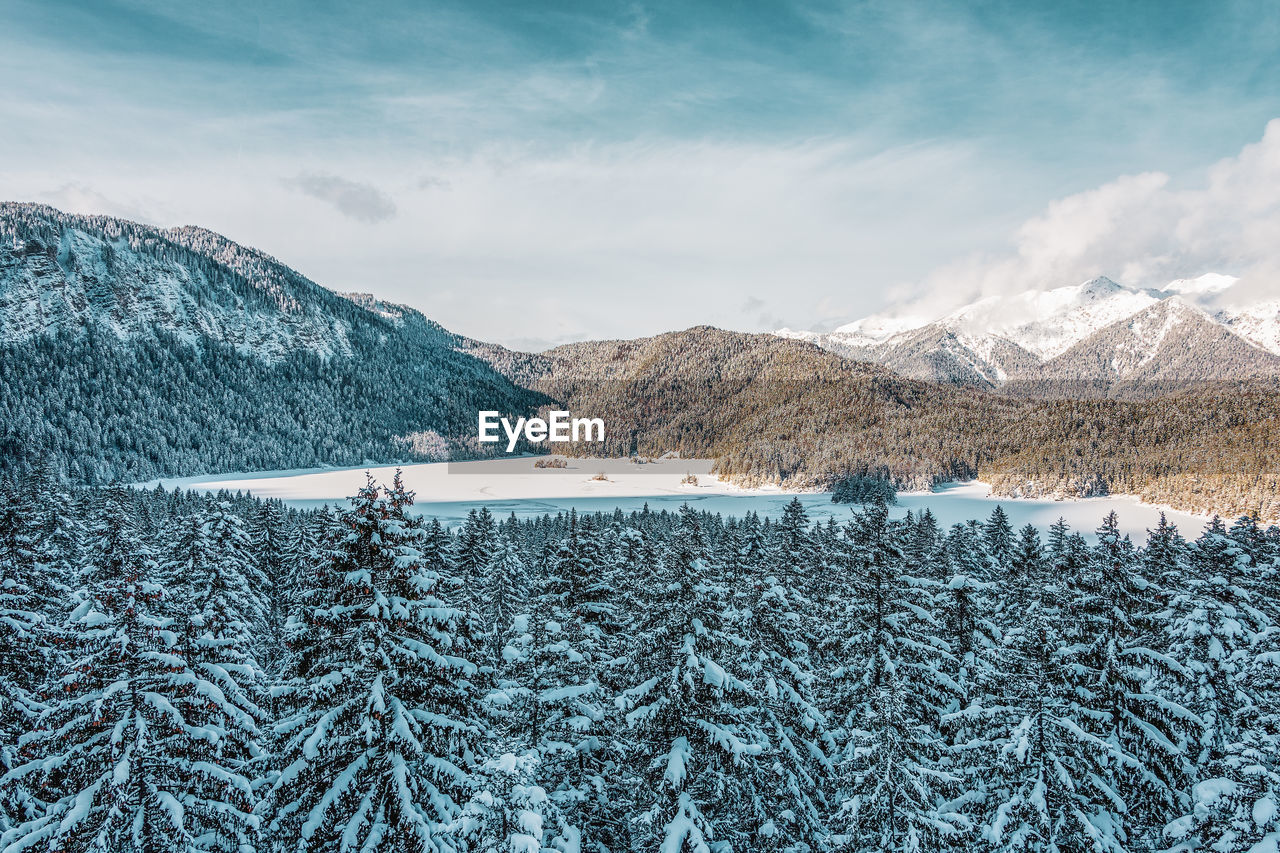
[1162,617,1280,853]
[250,500,288,671]
[983,506,1015,574]
[266,473,483,853]
[459,749,575,853]
[197,503,272,667]
[0,478,61,834]
[828,501,963,851]
[160,503,268,853]
[615,505,770,851]
[492,608,599,849]
[960,513,1128,853]
[500,513,620,851]
[736,542,835,848]
[1063,512,1193,846]
[480,527,529,670]
[456,508,497,611]
[903,509,943,581]
[775,498,815,589]
[1,486,237,853]
[1156,515,1278,853]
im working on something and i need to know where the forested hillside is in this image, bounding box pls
[1,475,1277,851]
[0,205,547,482]
[5,205,1279,520]
[477,326,1280,520]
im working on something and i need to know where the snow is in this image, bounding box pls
[145,462,1212,540]
[1255,796,1277,828]
[780,272,1280,362]
[664,737,691,789]
[0,226,353,361]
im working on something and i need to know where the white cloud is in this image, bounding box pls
[898,118,1280,318]
[37,183,166,227]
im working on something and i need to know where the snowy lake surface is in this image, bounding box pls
[143,457,1218,541]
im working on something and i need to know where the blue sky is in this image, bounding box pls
[3,0,1279,347]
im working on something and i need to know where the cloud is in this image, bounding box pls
[283,173,397,223]
[895,118,1280,318]
[38,183,162,226]
[415,175,452,191]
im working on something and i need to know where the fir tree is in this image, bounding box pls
[2,487,242,853]
[266,474,483,852]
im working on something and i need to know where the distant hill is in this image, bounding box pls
[462,325,1280,519]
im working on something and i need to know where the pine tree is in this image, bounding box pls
[266,473,483,852]
[480,528,528,670]
[1066,512,1194,846]
[160,505,267,852]
[615,506,769,850]
[0,479,60,833]
[983,506,1015,573]
[828,503,963,851]
[965,517,1131,853]
[1162,621,1280,852]
[2,487,235,853]
[738,552,834,847]
[459,750,574,852]
[456,508,497,610]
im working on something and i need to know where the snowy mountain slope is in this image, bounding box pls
[805,322,1041,385]
[0,205,375,362]
[0,203,547,482]
[1041,297,1280,382]
[782,274,1280,385]
[1216,299,1280,355]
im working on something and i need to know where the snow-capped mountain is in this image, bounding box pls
[779,274,1280,385]
[1042,296,1280,383]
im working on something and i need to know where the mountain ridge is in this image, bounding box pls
[2,203,1278,519]
[778,275,1280,388]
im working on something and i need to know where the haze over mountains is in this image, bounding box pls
[778,275,1280,386]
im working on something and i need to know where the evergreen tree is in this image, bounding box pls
[2,487,247,853]
[615,506,769,850]
[267,474,483,852]
[829,503,963,851]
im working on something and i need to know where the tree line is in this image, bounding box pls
[1,474,1277,852]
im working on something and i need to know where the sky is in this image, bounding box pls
[2,0,1279,349]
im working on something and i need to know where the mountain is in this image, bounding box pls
[450,324,1280,518]
[779,275,1280,388]
[1041,297,1280,384]
[3,203,1279,519]
[0,203,545,483]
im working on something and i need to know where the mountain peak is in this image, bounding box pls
[1079,275,1123,296]
[776,273,1280,384]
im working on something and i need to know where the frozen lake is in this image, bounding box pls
[145,458,1218,542]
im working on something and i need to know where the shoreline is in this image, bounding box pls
[139,458,1227,531]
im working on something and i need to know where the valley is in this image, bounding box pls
[3,203,1279,521]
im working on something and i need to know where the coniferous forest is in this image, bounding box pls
[2,473,1277,852]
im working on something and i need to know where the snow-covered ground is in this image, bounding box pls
[144,458,1213,539]
[143,456,742,501]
